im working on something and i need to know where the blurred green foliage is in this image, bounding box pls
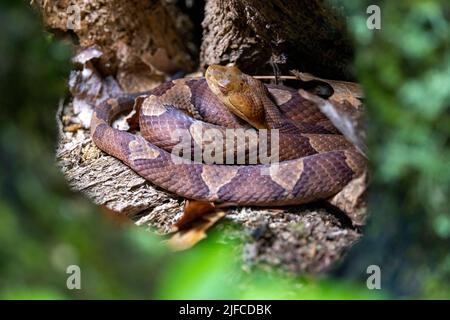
[0,0,448,299]
[334,0,450,298]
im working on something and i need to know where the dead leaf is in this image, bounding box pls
[72,45,103,65]
[299,90,367,156]
[290,70,364,108]
[166,210,226,251]
[328,171,369,226]
[125,95,146,131]
[174,200,217,229]
[63,123,83,133]
[65,46,125,134]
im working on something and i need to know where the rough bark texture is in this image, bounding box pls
[200,0,354,79]
[33,0,195,92]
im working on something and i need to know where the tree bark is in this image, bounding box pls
[200,0,354,79]
[33,0,195,92]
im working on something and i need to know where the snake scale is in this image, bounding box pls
[91,65,365,206]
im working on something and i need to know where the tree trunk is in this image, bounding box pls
[200,0,354,79]
[33,0,196,92]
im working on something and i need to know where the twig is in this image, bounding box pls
[253,75,299,80]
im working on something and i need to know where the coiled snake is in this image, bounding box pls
[91,65,365,206]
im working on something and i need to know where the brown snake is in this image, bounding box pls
[91,65,365,206]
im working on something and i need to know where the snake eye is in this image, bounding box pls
[216,78,233,93]
[217,78,231,88]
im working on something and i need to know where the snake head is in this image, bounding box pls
[205,65,268,129]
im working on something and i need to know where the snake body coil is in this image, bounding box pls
[91,66,365,206]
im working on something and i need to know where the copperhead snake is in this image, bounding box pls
[90,65,365,206]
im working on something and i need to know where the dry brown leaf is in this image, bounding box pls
[69,46,123,106]
[65,46,126,135]
[166,210,226,251]
[72,45,103,65]
[329,171,369,226]
[299,90,367,156]
[63,123,83,133]
[174,200,216,229]
[125,95,146,131]
[290,70,364,108]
